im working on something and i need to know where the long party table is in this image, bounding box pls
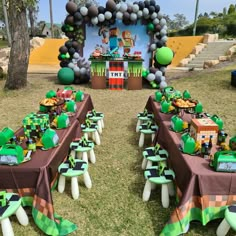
[145,95,236,235]
[0,94,94,235]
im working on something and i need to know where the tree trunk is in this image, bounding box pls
[4,0,30,90]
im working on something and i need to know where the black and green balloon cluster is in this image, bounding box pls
[58,0,174,88]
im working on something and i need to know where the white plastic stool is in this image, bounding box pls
[138,122,158,147]
[216,205,236,236]
[136,111,154,132]
[142,166,175,208]
[86,110,104,134]
[81,122,101,145]
[0,193,28,236]
[70,138,96,164]
[58,159,92,200]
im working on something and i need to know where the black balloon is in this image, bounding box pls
[74,12,82,21]
[149,6,155,14]
[64,15,74,25]
[150,0,156,6]
[68,47,76,55]
[155,5,160,13]
[106,0,117,12]
[72,41,79,49]
[156,41,165,48]
[144,0,150,8]
[138,1,145,10]
[65,40,73,49]
[66,2,77,15]
[59,46,68,54]
[60,61,69,68]
[98,6,106,14]
[88,5,98,17]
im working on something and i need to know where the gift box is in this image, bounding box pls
[190,118,218,145]
[56,89,73,100]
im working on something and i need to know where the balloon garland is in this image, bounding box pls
[58,0,174,88]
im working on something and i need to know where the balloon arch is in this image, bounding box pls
[57,0,174,89]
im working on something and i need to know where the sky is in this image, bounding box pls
[37,0,236,24]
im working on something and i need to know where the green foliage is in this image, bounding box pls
[227,4,235,14]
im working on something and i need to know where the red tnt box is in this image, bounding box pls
[56,89,73,100]
[108,61,124,90]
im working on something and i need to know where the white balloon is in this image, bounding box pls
[120,2,128,12]
[160,76,166,81]
[116,3,121,11]
[73,52,80,59]
[98,13,105,22]
[160,18,167,26]
[132,4,139,13]
[116,11,123,19]
[146,73,155,82]
[105,11,112,20]
[151,12,157,19]
[80,6,88,16]
[161,36,168,43]
[137,10,143,18]
[160,29,167,36]
[155,70,163,78]
[68,62,75,69]
[73,66,80,72]
[160,66,167,73]
[80,67,87,75]
[157,12,163,19]
[160,81,168,88]
[153,18,159,25]
[150,43,157,51]
[130,13,137,21]
[91,17,98,25]
[143,8,149,16]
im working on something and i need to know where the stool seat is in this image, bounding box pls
[81,123,101,145]
[142,146,168,169]
[138,123,158,147]
[70,140,95,153]
[216,204,236,236]
[58,159,92,200]
[58,159,88,177]
[86,111,104,134]
[142,166,175,208]
[70,138,96,164]
[136,112,154,132]
[225,205,236,231]
[0,193,28,236]
[139,123,158,134]
[87,112,104,122]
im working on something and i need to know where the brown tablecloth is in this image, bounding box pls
[145,95,236,235]
[0,94,94,235]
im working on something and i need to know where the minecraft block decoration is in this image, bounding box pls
[23,113,50,139]
[190,118,218,145]
[108,61,124,90]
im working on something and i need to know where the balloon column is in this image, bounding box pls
[57,0,173,88]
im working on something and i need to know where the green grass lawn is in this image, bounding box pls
[0,64,235,236]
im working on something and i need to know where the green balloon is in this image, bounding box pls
[142,68,149,78]
[61,54,66,59]
[155,47,174,66]
[57,68,74,85]
[147,23,154,31]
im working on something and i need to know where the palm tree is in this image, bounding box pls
[49,0,54,38]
